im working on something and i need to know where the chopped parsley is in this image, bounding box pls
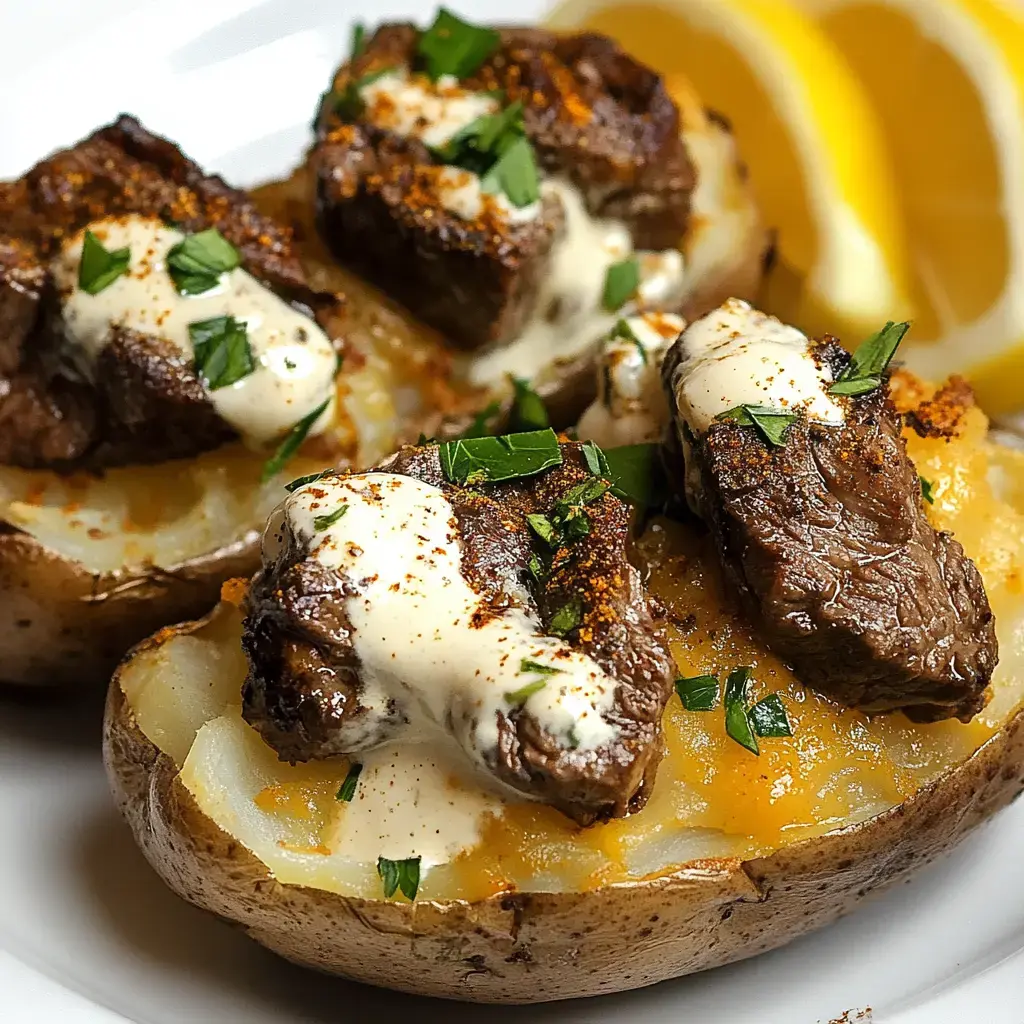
[261,397,331,482]
[748,694,793,738]
[602,257,640,312]
[313,504,348,531]
[480,134,540,208]
[510,376,550,432]
[285,469,331,493]
[377,856,421,901]
[829,320,911,397]
[718,404,799,448]
[674,674,719,712]
[189,315,255,390]
[920,475,935,505]
[723,667,760,755]
[609,318,647,364]
[417,8,500,81]
[581,440,611,477]
[526,512,559,547]
[459,400,502,439]
[336,762,362,802]
[548,597,583,637]
[350,21,366,59]
[504,678,548,706]
[167,228,240,295]
[520,659,564,676]
[438,428,562,485]
[527,552,545,582]
[78,230,130,295]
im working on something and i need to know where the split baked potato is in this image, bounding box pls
[103,379,1024,1003]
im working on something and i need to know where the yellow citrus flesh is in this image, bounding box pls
[792,0,1024,416]
[544,0,912,340]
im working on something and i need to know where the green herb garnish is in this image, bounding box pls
[548,598,583,637]
[189,315,255,390]
[460,400,502,439]
[723,666,759,755]
[433,101,523,171]
[167,228,240,295]
[520,659,564,676]
[675,674,719,712]
[581,440,611,477]
[336,762,362,802]
[920,475,935,505]
[377,856,421,900]
[527,512,559,547]
[610,318,648,364]
[350,22,366,59]
[313,504,348,531]
[510,376,550,432]
[718,405,799,448]
[748,694,792,738]
[417,8,500,81]
[262,397,331,482]
[439,429,562,486]
[602,443,667,509]
[527,552,545,582]
[285,470,331,493]
[504,678,548,705]
[332,66,396,120]
[552,477,610,519]
[481,134,540,208]
[602,257,640,312]
[829,320,911,397]
[78,230,130,295]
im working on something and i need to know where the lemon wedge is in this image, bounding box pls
[545,0,912,339]
[792,0,1024,415]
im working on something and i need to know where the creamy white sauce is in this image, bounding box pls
[360,70,498,150]
[468,180,687,384]
[435,166,540,224]
[328,739,507,865]
[669,298,846,434]
[268,473,621,772]
[52,215,337,446]
[577,312,685,448]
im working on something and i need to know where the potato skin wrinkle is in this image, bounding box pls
[103,605,1024,1004]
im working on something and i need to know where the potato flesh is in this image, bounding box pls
[117,397,1024,902]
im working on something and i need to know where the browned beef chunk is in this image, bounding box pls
[311,24,694,351]
[242,442,676,824]
[0,115,344,470]
[664,340,997,723]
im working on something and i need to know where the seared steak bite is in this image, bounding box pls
[0,116,343,470]
[311,17,694,354]
[243,440,676,824]
[664,300,997,723]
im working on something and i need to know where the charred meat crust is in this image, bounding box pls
[312,24,695,350]
[0,115,344,470]
[242,442,676,824]
[664,340,997,722]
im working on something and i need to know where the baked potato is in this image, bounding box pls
[103,373,1024,1003]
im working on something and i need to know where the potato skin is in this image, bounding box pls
[103,615,1024,1004]
[0,526,260,688]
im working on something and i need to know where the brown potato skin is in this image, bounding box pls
[0,527,260,688]
[103,613,1024,1004]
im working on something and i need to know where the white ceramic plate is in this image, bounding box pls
[3,1,1024,1020]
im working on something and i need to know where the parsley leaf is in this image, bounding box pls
[480,134,540,208]
[262,398,331,482]
[527,512,559,547]
[350,22,366,59]
[377,856,421,900]
[459,400,503,439]
[189,316,255,390]
[336,762,362,801]
[78,230,130,295]
[167,228,239,295]
[748,694,792,738]
[610,318,648,364]
[417,8,500,81]
[548,598,583,637]
[601,443,667,509]
[675,674,719,711]
[602,257,640,312]
[439,429,562,485]
[510,376,550,432]
[718,405,799,448]
[920,475,935,505]
[285,470,331,493]
[723,667,759,755]
[581,440,611,477]
[527,552,545,582]
[829,321,911,397]
[313,504,348,531]
[520,659,564,676]
[504,678,548,705]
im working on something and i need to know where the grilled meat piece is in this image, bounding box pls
[0,115,343,470]
[664,332,997,723]
[242,442,676,824]
[312,24,694,350]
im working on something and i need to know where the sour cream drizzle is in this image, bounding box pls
[670,298,846,434]
[577,312,685,448]
[267,473,621,768]
[53,215,337,446]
